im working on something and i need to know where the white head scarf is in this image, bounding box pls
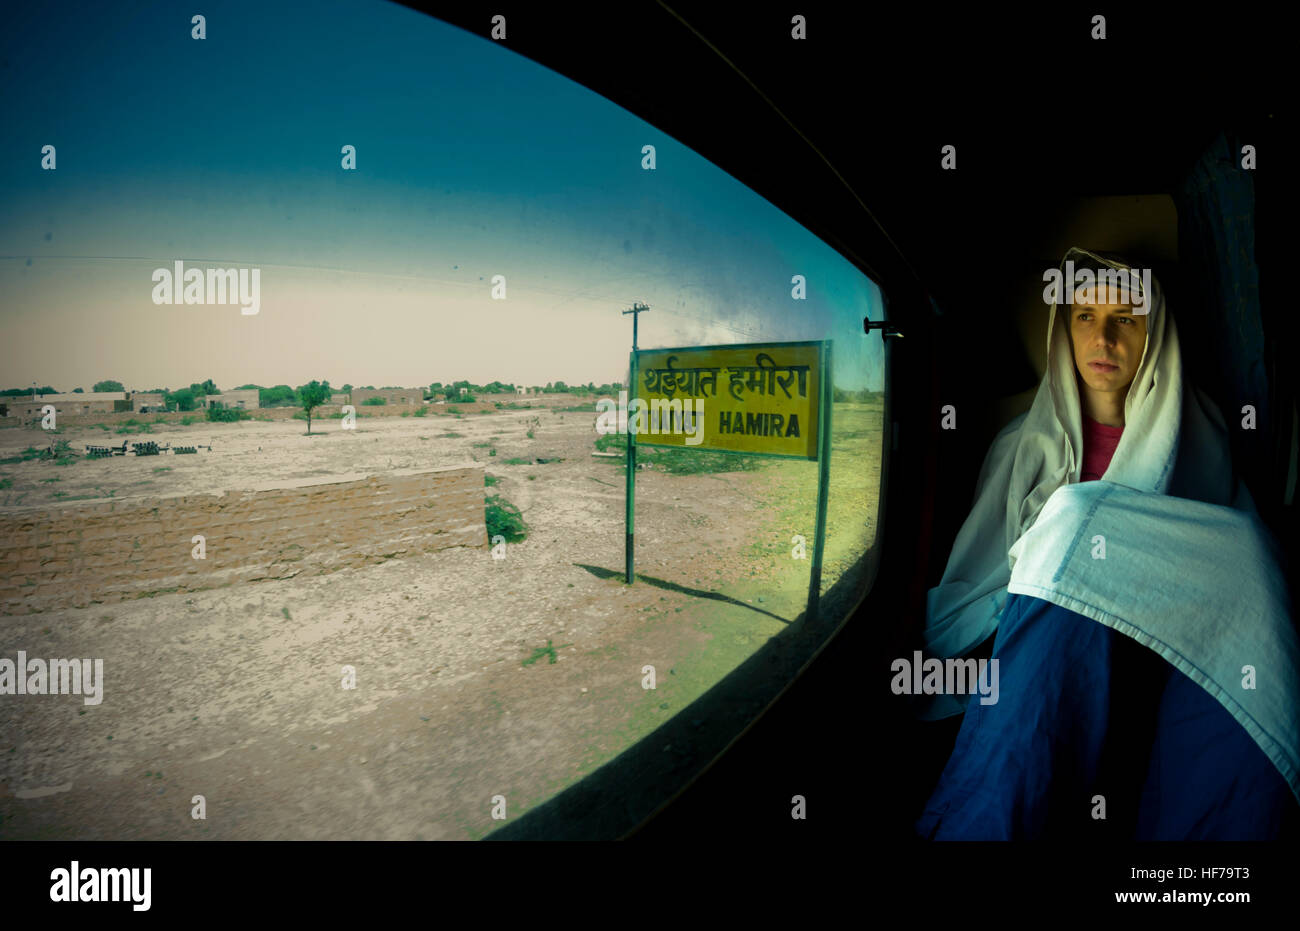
[922,246,1254,660]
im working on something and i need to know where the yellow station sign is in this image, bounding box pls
[632,341,823,459]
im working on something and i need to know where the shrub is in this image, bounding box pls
[413,406,429,417]
[361,397,387,406]
[48,440,78,465]
[485,493,527,542]
[503,457,530,465]
[205,407,246,422]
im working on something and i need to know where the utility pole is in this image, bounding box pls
[622,301,650,583]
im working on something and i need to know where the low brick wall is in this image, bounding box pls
[0,466,486,614]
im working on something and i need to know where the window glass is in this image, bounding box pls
[0,0,884,839]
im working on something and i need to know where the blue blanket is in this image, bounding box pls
[916,593,1297,839]
[917,481,1300,839]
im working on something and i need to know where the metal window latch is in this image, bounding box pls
[864,314,904,340]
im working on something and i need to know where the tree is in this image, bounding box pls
[167,388,197,411]
[190,379,218,396]
[298,380,332,434]
[73,387,84,393]
[93,380,125,393]
[341,384,353,394]
[258,385,297,407]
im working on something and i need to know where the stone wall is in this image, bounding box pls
[0,466,485,615]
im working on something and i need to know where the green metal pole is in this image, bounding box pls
[807,340,833,624]
[625,346,638,585]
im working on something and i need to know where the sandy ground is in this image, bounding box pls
[0,402,881,839]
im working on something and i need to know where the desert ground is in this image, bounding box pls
[0,400,881,839]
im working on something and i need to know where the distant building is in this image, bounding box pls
[351,387,422,406]
[132,392,166,413]
[8,392,127,418]
[330,393,349,405]
[200,389,259,410]
[516,385,527,396]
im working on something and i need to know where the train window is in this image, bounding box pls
[0,2,884,840]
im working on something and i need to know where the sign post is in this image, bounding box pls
[622,339,833,620]
[806,340,832,624]
[622,302,649,584]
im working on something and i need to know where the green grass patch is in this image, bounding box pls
[440,431,464,438]
[484,474,500,487]
[521,639,573,666]
[152,466,172,473]
[0,446,47,464]
[593,434,763,475]
[502,457,530,466]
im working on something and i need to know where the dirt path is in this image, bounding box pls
[0,403,880,839]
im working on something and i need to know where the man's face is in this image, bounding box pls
[1068,297,1147,394]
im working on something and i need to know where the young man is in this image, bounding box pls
[1069,285,1146,478]
[913,247,1299,839]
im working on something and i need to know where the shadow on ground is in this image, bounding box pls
[486,547,874,840]
[574,563,792,626]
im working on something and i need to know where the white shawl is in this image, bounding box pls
[921,247,1254,668]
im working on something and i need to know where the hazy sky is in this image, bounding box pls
[1,0,884,393]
